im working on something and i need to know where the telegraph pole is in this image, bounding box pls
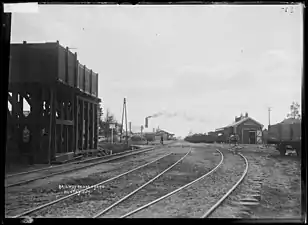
[141,125,144,136]
[120,99,125,143]
[124,98,128,145]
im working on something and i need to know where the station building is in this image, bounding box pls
[215,113,264,144]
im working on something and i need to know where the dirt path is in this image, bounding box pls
[208,144,302,220]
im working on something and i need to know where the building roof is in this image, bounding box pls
[217,116,263,130]
[157,129,174,135]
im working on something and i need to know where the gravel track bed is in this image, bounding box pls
[5,148,169,217]
[101,147,221,218]
[16,152,187,218]
[208,145,301,219]
[128,150,245,218]
[5,148,154,186]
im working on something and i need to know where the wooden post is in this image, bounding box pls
[92,103,95,148]
[66,99,70,153]
[72,93,76,153]
[85,101,89,150]
[18,93,23,123]
[88,102,93,149]
[80,99,84,150]
[53,92,58,158]
[94,103,98,149]
[75,97,79,152]
[12,92,18,122]
[60,101,64,153]
[48,88,54,164]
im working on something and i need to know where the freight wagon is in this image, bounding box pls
[267,119,301,156]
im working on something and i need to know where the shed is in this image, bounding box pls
[216,113,264,144]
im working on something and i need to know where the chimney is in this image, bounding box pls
[245,112,248,117]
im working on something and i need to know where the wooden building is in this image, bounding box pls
[215,113,264,144]
[7,41,101,164]
[156,129,175,140]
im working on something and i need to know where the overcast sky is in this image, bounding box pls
[11,4,303,137]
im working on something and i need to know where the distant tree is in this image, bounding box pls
[286,102,301,120]
[100,108,118,141]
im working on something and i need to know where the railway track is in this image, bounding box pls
[6,148,137,178]
[116,149,248,218]
[5,146,158,188]
[9,147,190,218]
[200,152,248,218]
[8,146,249,218]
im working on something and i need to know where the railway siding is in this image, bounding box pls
[102,147,222,218]
[5,148,170,217]
[14,152,187,218]
[5,147,156,187]
[128,149,245,218]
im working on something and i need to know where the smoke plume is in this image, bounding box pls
[146,111,206,123]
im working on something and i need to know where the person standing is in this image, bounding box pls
[22,126,33,165]
[160,136,164,145]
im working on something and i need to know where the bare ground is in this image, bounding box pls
[5,147,154,186]
[5,147,188,217]
[101,146,222,218]
[127,148,245,218]
[208,144,302,220]
[23,151,188,218]
[5,146,171,217]
[6,142,300,219]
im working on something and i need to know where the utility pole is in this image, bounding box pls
[119,98,128,145]
[120,99,125,143]
[124,98,128,145]
[141,125,144,136]
[268,107,272,127]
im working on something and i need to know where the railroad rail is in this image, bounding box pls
[12,152,173,218]
[5,146,157,188]
[92,148,192,218]
[118,149,248,218]
[200,152,249,218]
[119,148,224,218]
[11,146,248,218]
[6,148,140,178]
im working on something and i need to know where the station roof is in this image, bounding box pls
[216,116,263,130]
